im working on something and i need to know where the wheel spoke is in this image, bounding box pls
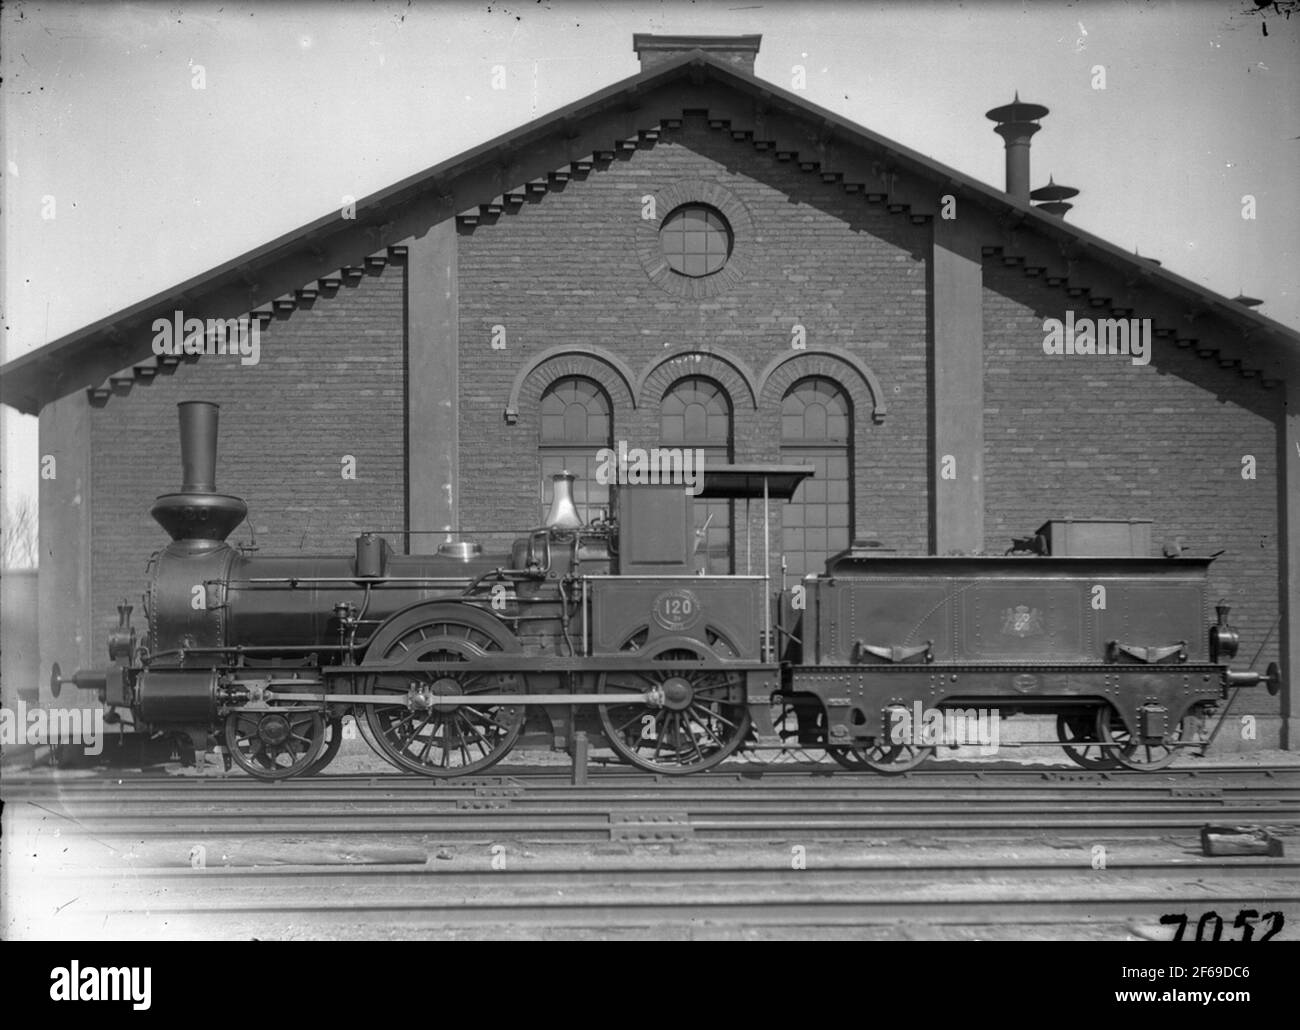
[688,708,725,749]
[225,711,325,781]
[599,645,750,774]
[416,720,439,763]
[703,707,741,731]
[460,705,511,730]
[613,710,646,734]
[685,719,707,762]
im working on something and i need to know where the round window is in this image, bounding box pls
[659,204,733,278]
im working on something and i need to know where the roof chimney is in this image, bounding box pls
[633,34,762,75]
[985,92,1049,202]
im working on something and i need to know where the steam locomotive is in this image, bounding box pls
[55,401,1280,779]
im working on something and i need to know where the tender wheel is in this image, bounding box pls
[299,716,345,777]
[1095,705,1183,772]
[1056,710,1122,771]
[828,740,934,774]
[224,710,326,780]
[599,647,750,774]
[362,610,524,777]
[827,704,934,774]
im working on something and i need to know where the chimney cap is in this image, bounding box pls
[1030,175,1079,203]
[985,91,1049,124]
[633,33,762,74]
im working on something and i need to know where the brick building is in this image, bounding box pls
[2,35,1297,747]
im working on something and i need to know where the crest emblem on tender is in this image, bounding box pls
[1001,605,1044,638]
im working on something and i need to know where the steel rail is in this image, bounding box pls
[9,783,1296,803]
[11,808,1297,838]
[5,766,1296,792]
[64,890,1300,930]
[42,858,1300,886]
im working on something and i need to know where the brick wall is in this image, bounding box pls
[72,110,1283,738]
[88,267,405,657]
[983,263,1282,718]
[457,115,932,561]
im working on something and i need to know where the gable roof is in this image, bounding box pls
[3,48,1297,415]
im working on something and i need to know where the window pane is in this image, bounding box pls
[540,377,612,523]
[660,204,731,278]
[660,381,733,572]
[781,378,853,576]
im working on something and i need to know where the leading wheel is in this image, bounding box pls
[1056,710,1122,771]
[224,710,326,780]
[599,646,750,774]
[361,609,525,777]
[1095,705,1183,772]
[299,716,345,776]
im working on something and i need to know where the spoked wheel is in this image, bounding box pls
[827,704,935,774]
[299,716,345,777]
[1095,705,1184,772]
[361,610,524,777]
[1056,710,1122,771]
[224,710,326,780]
[599,646,750,774]
[828,740,935,774]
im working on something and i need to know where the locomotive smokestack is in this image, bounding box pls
[151,400,248,546]
[544,471,584,529]
[178,400,220,493]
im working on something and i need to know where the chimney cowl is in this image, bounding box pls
[985,91,1049,202]
[633,34,762,75]
[984,92,1049,125]
[1031,174,1079,218]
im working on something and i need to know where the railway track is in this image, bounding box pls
[5,764,1297,939]
[7,765,1298,834]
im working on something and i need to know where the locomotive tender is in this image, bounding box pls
[56,400,1280,779]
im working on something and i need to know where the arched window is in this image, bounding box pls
[661,377,732,573]
[781,378,852,576]
[539,377,612,523]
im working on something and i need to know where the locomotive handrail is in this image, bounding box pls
[259,690,668,707]
[337,654,777,673]
[147,644,350,659]
[234,575,519,586]
[578,574,769,580]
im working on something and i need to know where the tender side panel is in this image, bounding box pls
[812,559,1209,666]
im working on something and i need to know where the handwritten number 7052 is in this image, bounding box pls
[1158,909,1284,942]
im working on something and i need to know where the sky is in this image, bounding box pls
[2,0,1297,528]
